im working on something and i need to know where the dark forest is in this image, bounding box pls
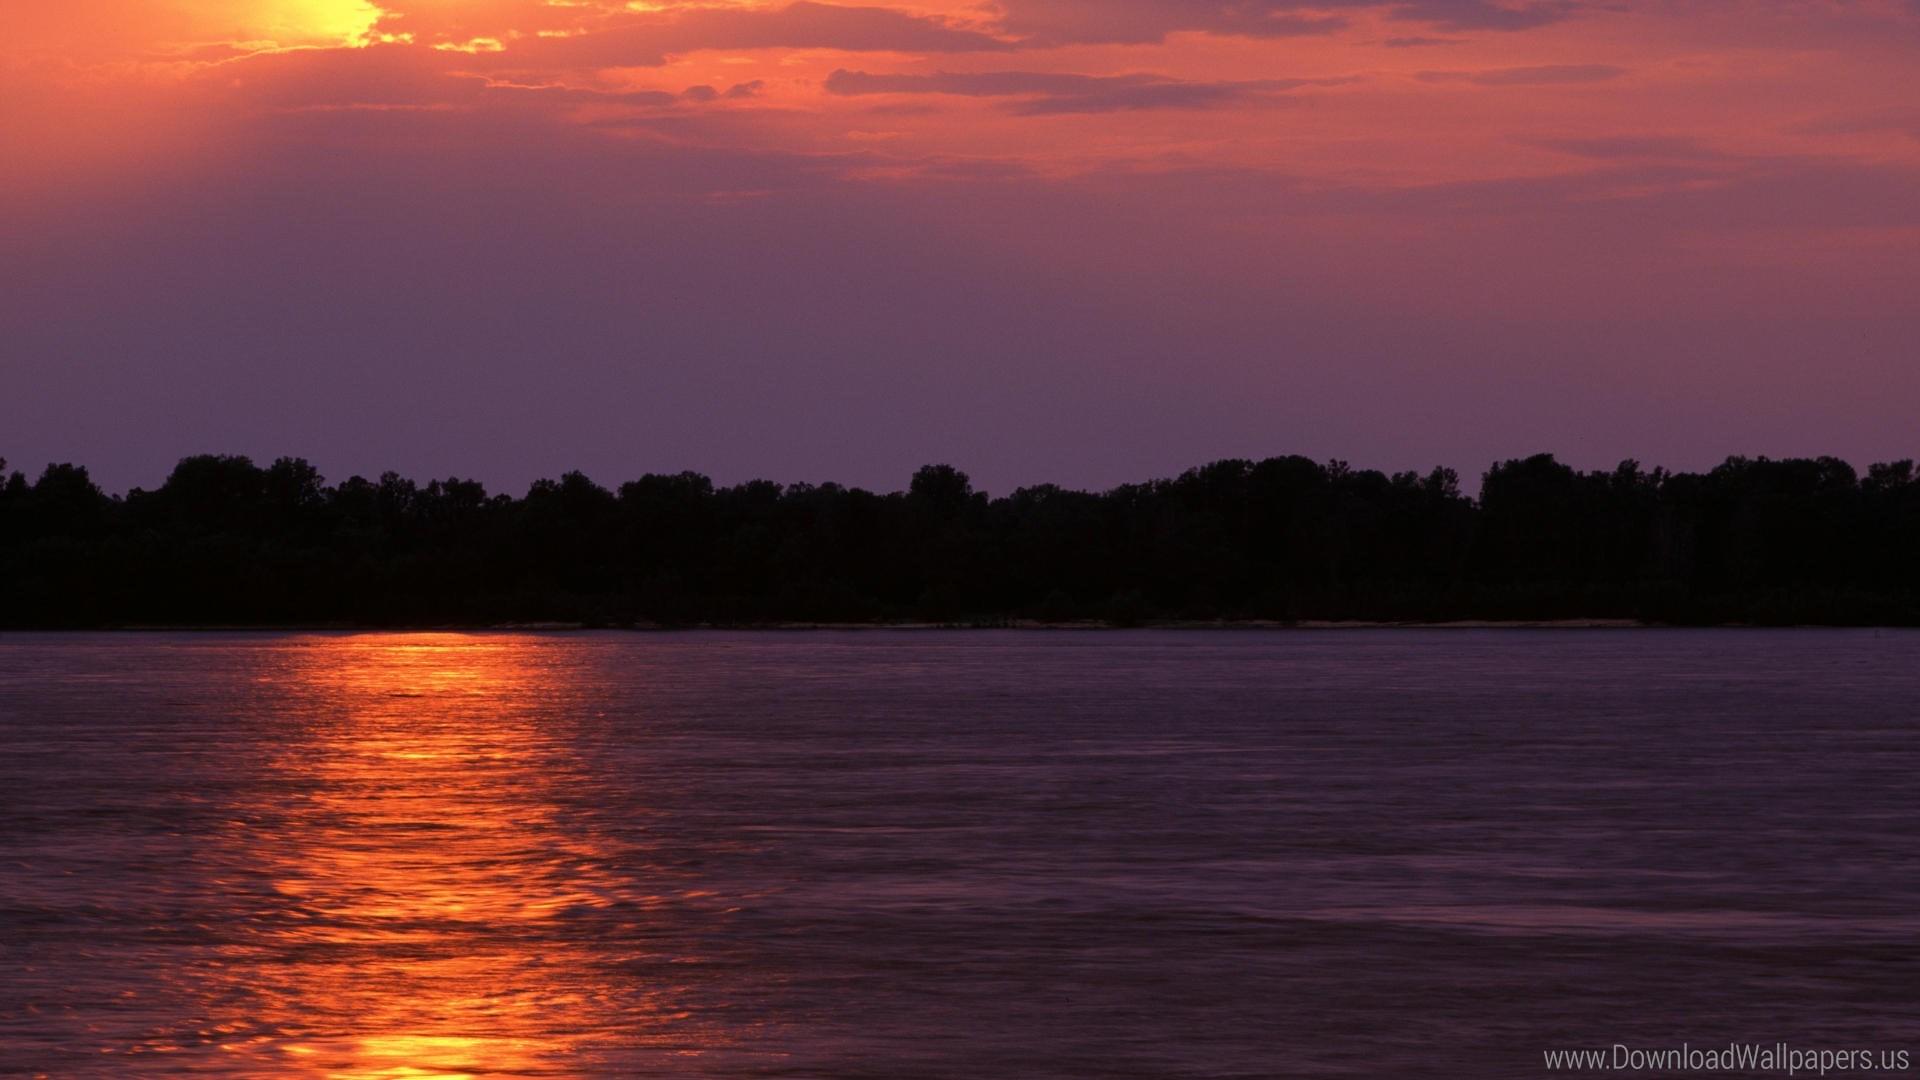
[3,453,1917,628]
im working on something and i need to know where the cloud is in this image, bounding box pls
[825,68,1346,114]
[682,81,768,103]
[462,2,1012,69]
[369,0,622,45]
[493,83,680,108]
[190,46,766,115]
[194,45,476,110]
[1383,36,1466,47]
[1526,135,1727,160]
[878,157,1041,181]
[988,0,1597,44]
[1417,64,1625,85]
[988,0,1351,45]
[1390,0,1582,31]
[655,2,1012,53]
[1789,107,1920,139]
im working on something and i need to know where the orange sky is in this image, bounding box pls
[4,1,1919,492]
[11,1,1918,183]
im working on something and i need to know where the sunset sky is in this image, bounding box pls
[5,1,1918,493]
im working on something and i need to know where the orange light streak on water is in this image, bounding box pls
[196,635,679,1079]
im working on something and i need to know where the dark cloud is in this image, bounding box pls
[678,81,768,103]
[656,2,1012,53]
[1383,36,1466,46]
[826,68,1346,114]
[386,0,1603,52]
[1417,64,1626,85]
[1390,0,1581,31]
[989,0,1595,44]
[989,0,1350,45]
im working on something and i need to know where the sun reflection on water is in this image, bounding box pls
[210,634,654,1078]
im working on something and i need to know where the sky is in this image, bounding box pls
[3,0,1918,496]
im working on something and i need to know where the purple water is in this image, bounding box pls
[2,630,1918,1077]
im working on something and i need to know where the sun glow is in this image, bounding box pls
[245,0,383,47]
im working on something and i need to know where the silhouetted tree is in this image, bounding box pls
[1,451,1915,628]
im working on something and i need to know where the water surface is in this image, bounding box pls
[2,631,1918,1077]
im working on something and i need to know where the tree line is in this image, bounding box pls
[2,452,1917,627]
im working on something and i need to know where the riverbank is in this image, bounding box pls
[8,618,1856,633]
